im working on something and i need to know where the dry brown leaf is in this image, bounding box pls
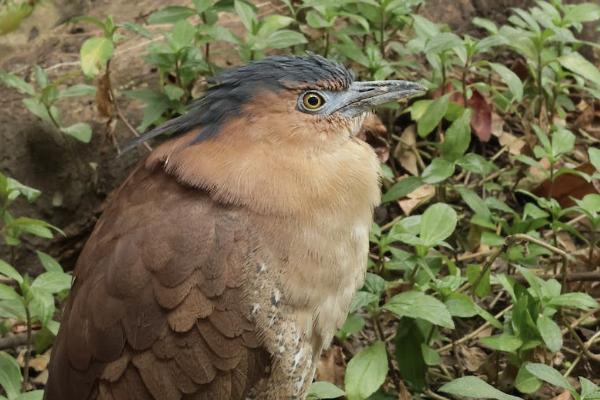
[394,125,419,176]
[469,90,492,142]
[533,162,598,207]
[491,112,504,138]
[316,345,345,388]
[29,350,51,372]
[498,132,527,155]
[398,184,435,215]
[457,344,488,372]
[359,114,389,163]
[32,370,48,385]
[551,390,572,400]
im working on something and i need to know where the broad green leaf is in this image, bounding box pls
[515,365,542,394]
[257,15,294,36]
[548,292,598,310]
[147,6,195,24]
[32,272,72,293]
[425,32,462,54]
[5,177,40,202]
[558,52,600,86]
[192,0,219,14]
[395,319,427,391]
[417,95,449,137]
[445,293,478,317]
[419,203,457,247]
[29,287,55,326]
[382,177,423,203]
[472,17,498,33]
[384,291,454,328]
[467,264,491,297]
[457,186,492,220]
[234,0,257,32]
[440,376,522,400]
[263,30,307,49]
[349,291,379,313]
[80,37,114,77]
[22,98,55,124]
[421,158,455,184]
[564,3,600,23]
[480,334,522,353]
[307,382,345,399]
[61,123,92,143]
[489,62,523,101]
[525,363,574,391]
[457,153,496,176]
[169,20,196,50]
[589,147,600,172]
[121,22,153,38]
[421,343,440,366]
[0,260,23,284]
[345,341,388,400]
[412,15,439,38]
[305,10,334,29]
[441,109,472,162]
[15,391,44,400]
[536,315,562,353]
[337,314,365,340]
[580,377,600,400]
[0,70,35,95]
[551,128,575,159]
[0,284,20,301]
[58,84,97,98]
[0,351,22,400]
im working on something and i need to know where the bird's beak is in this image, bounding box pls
[337,80,426,117]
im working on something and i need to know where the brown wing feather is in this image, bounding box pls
[45,164,269,400]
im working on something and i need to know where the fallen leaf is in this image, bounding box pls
[533,162,597,207]
[398,184,435,215]
[316,345,346,388]
[394,125,419,176]
[491,112,504,138]
[550,390,572,400]
[457,344,488,372]
[469,90,492,142]
[359,113,389,163]
[29,351,50,372]
[498,132,527,155]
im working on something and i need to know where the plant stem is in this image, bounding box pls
[22,305,32,392]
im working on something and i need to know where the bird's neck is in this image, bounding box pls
[145,126,381,217]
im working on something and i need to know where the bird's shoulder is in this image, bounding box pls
[45,163,268,400]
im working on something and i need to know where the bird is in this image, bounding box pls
[44,54,424,400]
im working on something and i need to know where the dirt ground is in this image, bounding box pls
[0,0,596,275]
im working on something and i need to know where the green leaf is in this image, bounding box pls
[58,84,97,98]
[395,319,427,391]
[0,70,35,95]
[337,314,365,340]
[257,15,294,36]
[515,365,542,394]
[192,0,219,14]
[0,260,23,284]
[345,341,388,400]
[15,391,44,400]
[121,22,153,38]
[32,272,71,293]
[169,20,196,50]
[307,382,345,399]
[525,363,574,391]
[445,293,478,317]
[441,109,472,162]
[421,343,440,366]
[36,251,63,272]
[0,284,20,301]
[234,0,257,32]
[425,32,462,54]
[29,287,55,326]
[422,158,455,184]
[382,177,423,203]
[417,95,449,137]
[22,98,55,124]
[457,153,496,176]
[263,30,306,49]
[467,264,491,297]
[480,334,522,353]
[306,10,334,29]
[0,352,22,400]
[558,52,600,86]
[384,291,454,328]
[536,314,562,353]
[580,377,600,399]
[589,147,600,172]
[419,203,457,247]
[147,6,196,24]
[457,186,492,220]
[489,62,523,102]
[551,128,575,159]
[61,123,92,143]
[564,3,600,23]
[349,291,379,313]
[472,17,498,34]
[440,376,522,400]
[80,37,114,77]
[548,292,598,310]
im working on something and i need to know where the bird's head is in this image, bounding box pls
[126,55,424,152]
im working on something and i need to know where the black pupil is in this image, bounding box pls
[307,95,319,107]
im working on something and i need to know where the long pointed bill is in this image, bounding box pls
[337,80,426,117]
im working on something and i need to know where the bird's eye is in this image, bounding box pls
[302,92,325,110]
